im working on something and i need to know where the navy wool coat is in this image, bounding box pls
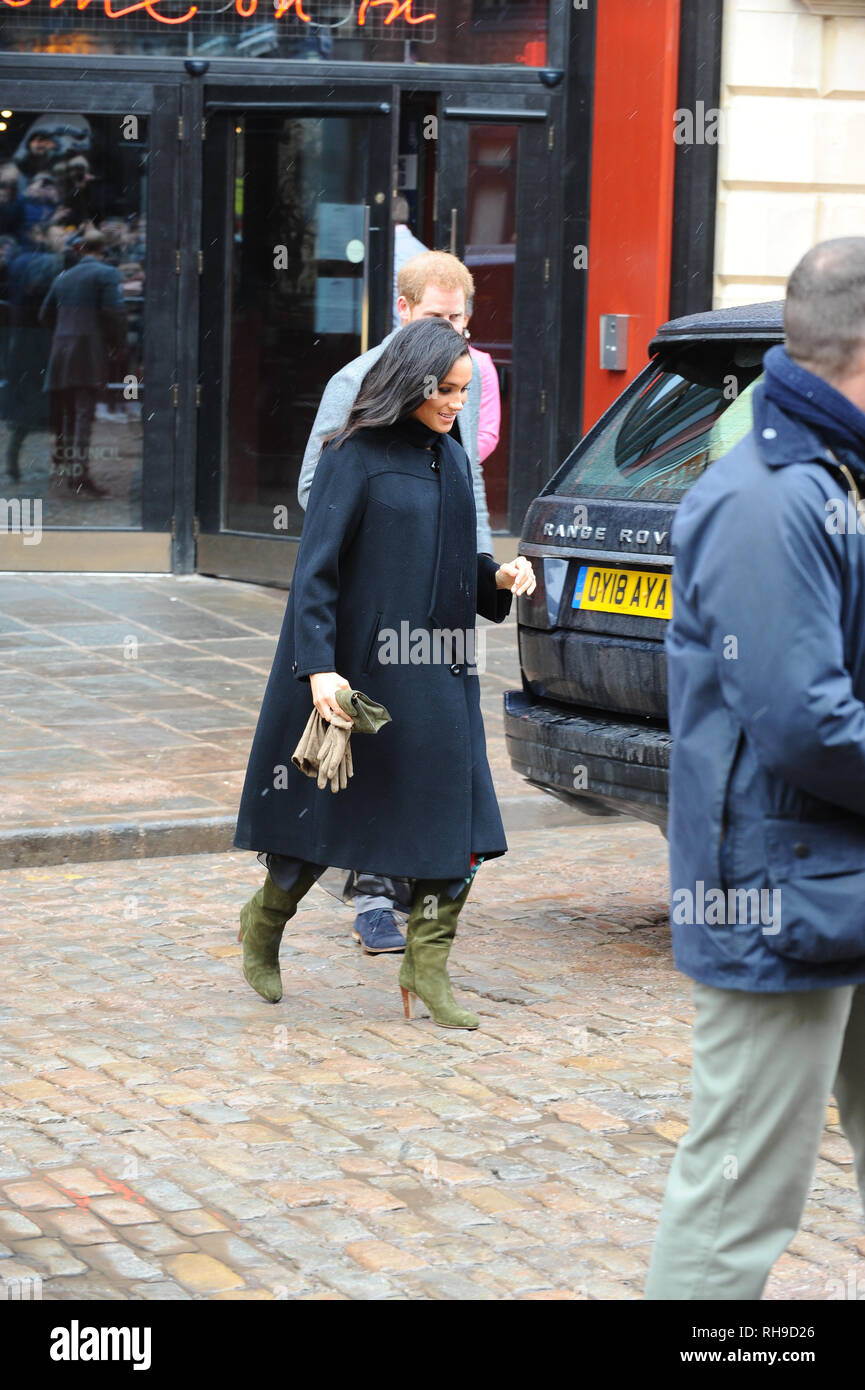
[234,415,512,881]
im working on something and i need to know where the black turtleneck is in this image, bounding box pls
[390,414,441,450]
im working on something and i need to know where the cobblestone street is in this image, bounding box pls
[3,828,862,1302]
[1,578,863,1302]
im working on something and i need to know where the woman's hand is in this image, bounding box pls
[310,672,353,724]
[495,556,536,596]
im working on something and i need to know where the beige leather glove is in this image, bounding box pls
[291,710,324,779]
[317,719,353,793]
[291,689,390,794]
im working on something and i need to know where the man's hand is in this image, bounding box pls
[495,556,536,596]
[310,671,353,724]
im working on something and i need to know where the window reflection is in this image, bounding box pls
[557,369,736,505]
[0,111,146,526]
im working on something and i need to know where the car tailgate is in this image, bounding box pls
[517,495,676,719]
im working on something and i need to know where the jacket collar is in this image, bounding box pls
[752,379,841,471]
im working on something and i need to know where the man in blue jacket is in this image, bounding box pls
[646,238,865,1300]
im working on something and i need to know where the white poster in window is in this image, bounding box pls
[397,154,418,191]
[315,277,362,335]
[316,203,365,261]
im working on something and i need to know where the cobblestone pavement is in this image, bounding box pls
[0,574,569,862]
[2,829,863,1301]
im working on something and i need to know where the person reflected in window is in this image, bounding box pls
[39,226,127,499]
[3,220,64,482]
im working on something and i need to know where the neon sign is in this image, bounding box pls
[2,0,437,25]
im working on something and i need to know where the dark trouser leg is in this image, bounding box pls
[6,424,27,481]
[351,871,413,915]
[353,872,395,915]
[71,387,99,490]
[50,389,73,481]
[238,862,323,1003]
[398,874,478,1029]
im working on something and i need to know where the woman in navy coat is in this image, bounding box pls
[234,318,535,1027]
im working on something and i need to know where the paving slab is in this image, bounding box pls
[0,574,584,867]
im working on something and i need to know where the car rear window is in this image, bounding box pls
[549,354,764,504]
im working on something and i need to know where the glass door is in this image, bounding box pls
[437,110,552,536]
[196,90,394,585]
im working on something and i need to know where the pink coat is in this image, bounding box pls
[468,345,501,463]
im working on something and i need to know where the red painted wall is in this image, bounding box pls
[581,0,681,434]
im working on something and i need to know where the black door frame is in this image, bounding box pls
[0,71,179,570]
[192,73,561,582]
[436,97,553,535]
[193,81,395,585]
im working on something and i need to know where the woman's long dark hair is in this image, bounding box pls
[322,317,471,449]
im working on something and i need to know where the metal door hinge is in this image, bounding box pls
[178,115,183,141]
[175,249,181,275]
[193,515,200,540]
[540,390,547,414]
[201,117,207,141]
[172,383,179,408]
[170,514,176,538]
[195,384,202,407]
[198,249,203,274]
[543,257,551,286]
[548,124,555,152]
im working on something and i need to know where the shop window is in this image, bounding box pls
[0,110,147,527]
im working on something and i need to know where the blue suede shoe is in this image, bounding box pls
[352,908,406,954]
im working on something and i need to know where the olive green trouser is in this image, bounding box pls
[644,981,865,1300]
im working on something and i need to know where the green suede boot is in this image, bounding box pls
[238,867,319,1003]
[399,877,479,1029]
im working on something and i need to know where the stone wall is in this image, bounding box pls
[714,0,865,307]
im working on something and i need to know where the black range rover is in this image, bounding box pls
[504,301,784,830]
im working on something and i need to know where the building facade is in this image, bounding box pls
[0,0,718,581]
[714,0,865,309]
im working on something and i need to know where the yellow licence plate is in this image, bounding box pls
[571,565,672,620]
